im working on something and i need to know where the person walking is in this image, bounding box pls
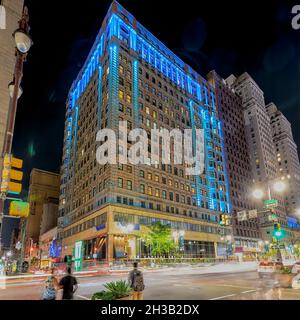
[128,262,145,300]
[58,267,78,300]
[42,267,59,300]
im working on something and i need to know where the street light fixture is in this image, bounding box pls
[272,181,286,193]
[8,81,22,99]
[252,189,264,200]
[13,28,32,53]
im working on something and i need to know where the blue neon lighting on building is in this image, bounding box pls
[108,43,119,126]
[104,12,206,102]
[188,100,202,207]
[132,59,139,127]
[97,65,103,129]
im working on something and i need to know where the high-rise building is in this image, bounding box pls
[266,102,300,216]
[207,71,261,256]
[0,0,23,158]
[25,169,60,247]
[226,73,288,242]
[58,1,231,263]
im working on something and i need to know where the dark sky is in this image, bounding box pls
[13,0,300,198]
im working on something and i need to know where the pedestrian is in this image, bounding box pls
[58,267,78,300]
[42,267,59,300]
[128,261,145,300]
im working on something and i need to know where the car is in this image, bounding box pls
[292,261,300,274]
[257,261,276,278]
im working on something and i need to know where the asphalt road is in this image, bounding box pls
[1,269,300,300]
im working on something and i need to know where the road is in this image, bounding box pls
[1,269,300,300]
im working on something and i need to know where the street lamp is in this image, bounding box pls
[273,181,286,193]
[8,81,23,99]
[252,180,287,201]
[252,189,264,200]
[13,28,32,53]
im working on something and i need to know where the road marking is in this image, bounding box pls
[209,294,236,300]
[217,284,256,289]
[76,295,90,300]
[241,289,257,294]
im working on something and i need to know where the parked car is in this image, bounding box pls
[257,261,276,278]
[292,261,300,274]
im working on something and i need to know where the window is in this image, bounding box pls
[118,178,123,188]
[155,189,160,197]
[148,186,152,195]
[140,184,145,194]
[119,90,124,100]
[126,94,131,104]
[139,170,145,178]
[154,175,159,182]
[127,180,132,190]
[147,172,152,180]
[162,190,167,199]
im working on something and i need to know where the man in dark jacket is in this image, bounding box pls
[128,262,145,300]
[59,267,78,300]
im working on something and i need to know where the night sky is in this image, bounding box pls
[12,0,300,198]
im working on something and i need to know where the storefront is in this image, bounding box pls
[61,204,232,263]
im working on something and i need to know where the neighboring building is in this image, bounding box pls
[58,1,232,263]
[207,71,261,257]
[25,169,59,248]
[40,202,58,235]
[226,73,286,215]
[39,227,58,269]
[266,102,300,216]
[226,73,294,244]
[0,0,23,159]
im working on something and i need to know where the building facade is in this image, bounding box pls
[207,71,261,257]
[58,1,232,263]
[0,0,23,161]
[226,73,286,215]
[266,102,300,216]
[25,169,60,249]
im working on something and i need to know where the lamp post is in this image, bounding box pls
[252,180,287,263]
[0,6,32,218]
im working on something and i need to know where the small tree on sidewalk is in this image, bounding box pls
[142,221,176,257]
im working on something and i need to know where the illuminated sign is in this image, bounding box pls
[74,240,84,272]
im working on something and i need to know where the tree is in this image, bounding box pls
[142,221,176,257]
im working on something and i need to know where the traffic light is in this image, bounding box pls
[0,154,23,195]
[273,223,284,240]
[219,214,230,226]
[219,214,225,225]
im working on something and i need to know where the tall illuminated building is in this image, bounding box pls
[207,71,261,257]
[58,1,231,262]
[266,102,300,217]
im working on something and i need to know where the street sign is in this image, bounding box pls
[263,199,278,208]
[237,210,247,221]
